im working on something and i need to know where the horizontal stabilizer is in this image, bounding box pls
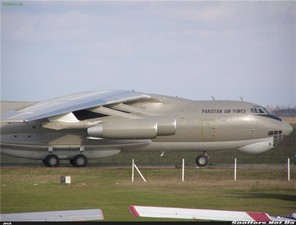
[129,205,272,222]
[0,209,104,221]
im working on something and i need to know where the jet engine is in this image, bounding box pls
[87,117,176,139]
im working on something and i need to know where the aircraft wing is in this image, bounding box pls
[0,90,151,123]
[128,205,273,222]
[0,209,104,221]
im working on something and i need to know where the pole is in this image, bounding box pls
[288,158,290,181]
[132,159,135,183]
[234,158,237,181]
[182,159,185,182]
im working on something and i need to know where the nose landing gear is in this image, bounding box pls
[196,152,209,167]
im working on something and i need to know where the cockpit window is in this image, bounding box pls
[251,106,271,115]
[251,106,282,121]
[258,108,264,114]
[262,108,269,114]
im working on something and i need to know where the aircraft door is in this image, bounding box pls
[200,119,216,142]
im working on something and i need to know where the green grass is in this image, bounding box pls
[1,167,295,221]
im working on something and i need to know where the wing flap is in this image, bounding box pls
[0,90,151,122]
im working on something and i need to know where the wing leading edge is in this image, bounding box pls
[0,90,151,123]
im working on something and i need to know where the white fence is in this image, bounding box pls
[131,158,293,182]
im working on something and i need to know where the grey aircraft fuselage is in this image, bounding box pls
[0,91,293,167]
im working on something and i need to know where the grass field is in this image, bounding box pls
[1,166,295,221]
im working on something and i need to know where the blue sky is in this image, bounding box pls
[1,1,295,106]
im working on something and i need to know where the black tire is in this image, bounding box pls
[69,159,75,167]
[44,154,60,167]
[42,159,48,167]
[71,154,88,167]
[196,155,208,167]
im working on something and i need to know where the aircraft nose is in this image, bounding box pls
[282,120,293,136]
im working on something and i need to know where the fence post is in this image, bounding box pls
[288,158,290,181]
[182,159,185,182]
[234,158,237,181]
[131,159,147,183]
[132,159,135,183]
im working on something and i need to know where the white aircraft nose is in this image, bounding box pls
[282,121,293,136]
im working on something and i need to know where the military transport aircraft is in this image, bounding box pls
[0,90,293,167]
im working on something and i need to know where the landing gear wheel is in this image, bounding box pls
[71,154,88,167]
[70,159,75,167]
[196,155,208,167]
[42,159,48,167]
[44,154,60,167]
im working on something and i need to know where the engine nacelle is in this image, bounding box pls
[87,118,176,139]
[154,117,176,136]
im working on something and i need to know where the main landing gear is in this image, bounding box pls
[43,154,60,167]
[42,147,88,167]
[42,154,88,167]
[70,154,88,167]
[195,152,209,167]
